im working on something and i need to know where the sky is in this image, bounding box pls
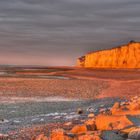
[0,0,140,66]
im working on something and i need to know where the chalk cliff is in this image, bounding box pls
[77,41,140,68]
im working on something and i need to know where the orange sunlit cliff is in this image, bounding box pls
[77,41,140,68]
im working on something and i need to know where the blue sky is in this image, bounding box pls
[0,0,140,66]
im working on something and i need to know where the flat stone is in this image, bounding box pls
[100,130,125,140]
[128,128,140,140]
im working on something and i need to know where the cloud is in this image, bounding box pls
[0,0,140,65]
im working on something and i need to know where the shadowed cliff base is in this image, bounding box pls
[77,41,140,68]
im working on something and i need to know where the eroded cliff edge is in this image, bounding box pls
[77,41,140,68]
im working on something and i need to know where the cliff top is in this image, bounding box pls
[87,41,140,55]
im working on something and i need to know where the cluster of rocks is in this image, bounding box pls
[34,96,140,140]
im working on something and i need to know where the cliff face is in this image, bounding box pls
[77,42,140,68]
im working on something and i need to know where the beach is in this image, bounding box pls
[0,67,139,139]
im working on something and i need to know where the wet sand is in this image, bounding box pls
[0,67,139,99]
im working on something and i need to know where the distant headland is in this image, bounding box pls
[77,41,140,68]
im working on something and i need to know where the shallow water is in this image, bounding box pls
[0,71,71,79]
[38,75,71,79]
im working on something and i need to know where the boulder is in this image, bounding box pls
[110,102,120,114]
[87,107,94,113]
[119,126,140,139]
[84,118,96,131]
[100,130,125,140]
[128,128,140,140]
[95,114,133,130]
[50,129,72,140]
[88,113,95,118]
[99,108,107,113]
[71,124,87,134]
[77,108,83,114]
[127,115,140,126]
[121,126,140,134]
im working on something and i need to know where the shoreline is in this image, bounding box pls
[0,96,81,104]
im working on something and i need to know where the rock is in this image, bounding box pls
[77,108,83,114]
[78,135,101,140]
[85,118,96,131]
[85,118,95,125]
[120,105,129,111]
[124,115,140,128]
[100,130,125,140]
[0,118,9,124]
[77,41,140,68]
[126,102,140,111]
[120,102,127,106]
[71,124,87,134]
[87,107,94,113]
[128,128,140,140]
[88,113,95,118]
[121,126,140,134]
[95,114,133,130]
[66,133,76,138]
[35,134,48,140]
[99,108,105,113]
[99,108,111,115]
[99,108,107,113]
[64,122,72,126]
[119,126,140,139]
[50,129,71,140]
[110,102,120,114]
[118,132,128,139]
[132,96,139,101]
[100,104,105,108]
[86,124,96,131]
[34,96,140,140]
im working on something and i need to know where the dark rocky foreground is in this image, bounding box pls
[2,96,140,140]
[34,96,140,140]
[0,97,121,139]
